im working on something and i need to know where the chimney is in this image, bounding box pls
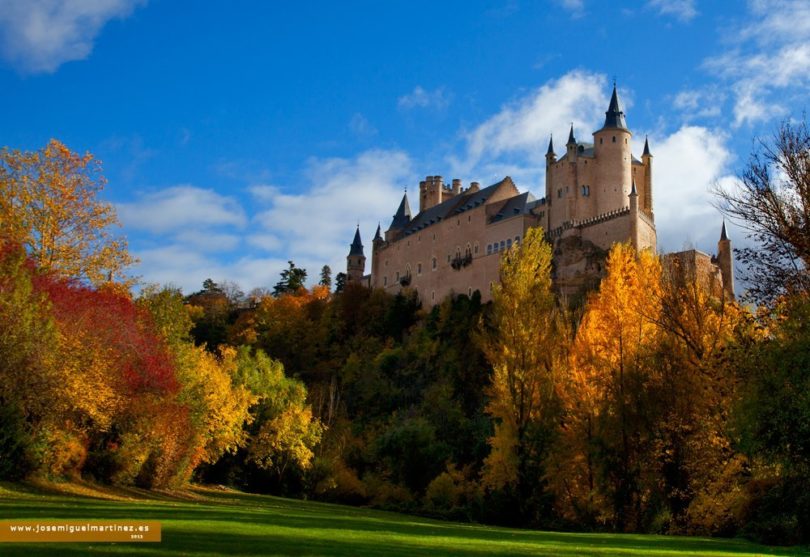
[452,178,461,194]
[469,181,480,193]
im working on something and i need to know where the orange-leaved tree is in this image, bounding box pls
[0,139,134,285]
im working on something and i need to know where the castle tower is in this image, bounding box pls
[642,136,653,215]
[593,83,632,216]
[566,124,577,161]
[347,226,366,284]
[629,179,639,251]
[717,221,735,300]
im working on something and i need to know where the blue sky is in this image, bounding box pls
[1,0,808,293]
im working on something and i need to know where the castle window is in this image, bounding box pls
[384,276,388,286]
[625,138,628,144]
[487,244,492,255]
[417,263,422,275]
[507,238,512,249]
[515,235,520,244]
[500,240,505,251]
[600,138,603,144]
[396,271,400,280]
[612,136,616,143]
[557,188,562,198]
[474,242,479,254]
[433,233,436,241]
[468,215,471,222]
[432,257,437,270]
[432,291,435,301]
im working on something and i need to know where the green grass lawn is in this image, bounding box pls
[0,482,807,556]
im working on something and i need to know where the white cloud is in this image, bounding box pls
[702,0,810,127]
[117,185,247,234]
[453,70,609,185]
[647,0,697,22]
[349,113,377,137]
[253,149,412,272]
[0,0,146,73]
[556,0,585,17]
[646,126,734,253]
[398,86,451,110]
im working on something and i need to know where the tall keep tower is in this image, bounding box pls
[347,226,366,284]
[593,83,633,216]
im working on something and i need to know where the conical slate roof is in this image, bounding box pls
[567,124,576,145]
[373,223,382,242]
[601,84,628,131]
[720,221,729,242]
[349,226,364,256]
[390,193,412,229]
[546,135,555,156]
[643,136,651,156]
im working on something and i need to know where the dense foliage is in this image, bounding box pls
[2,133,809,546]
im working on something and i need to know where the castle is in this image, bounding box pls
[346,84,734,305]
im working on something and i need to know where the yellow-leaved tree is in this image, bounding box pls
[0,139,134,285]
[552,243,662,531]
[479,227,570,515]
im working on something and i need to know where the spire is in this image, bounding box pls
[349,226,364,256]
[643,135,651,156]
[546,134,555,156]
[567,123,576,145]
[601,83,628,131]
[630,179,638,196]
[373,222,382,242]
[390,193,412,229]
[720,220,729,241]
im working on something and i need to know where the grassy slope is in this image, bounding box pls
[0,482,807,557]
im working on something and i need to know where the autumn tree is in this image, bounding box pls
[479,227,569,523]
[555,244,662,531]
[714,118,810,305]
[0,139,134,285]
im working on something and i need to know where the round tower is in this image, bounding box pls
[593,83,633,216]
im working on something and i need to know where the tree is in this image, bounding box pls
[0,139,135,285]
[273,261,307,296]
[479,227,569,522]
[320,265,332,290]
[334,272,347,293]
[714,119,810,305]
[557,243,662,531]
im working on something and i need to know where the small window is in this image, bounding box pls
[487,244,492,255]
[514,235,520,244]
[625,138,628,144]
[500,240,505,251]
[557,189,562,198]
[474,242,479,254]
[396,271,400,280]
[417,263,422,275]
[457,219,460,226]
[468,215,471,222]
[432,291,435,300]
[612,136,616,143]
[507,239,512,248]
[384,276,388,286]
[432,257,437,270]
[600,138,603,144]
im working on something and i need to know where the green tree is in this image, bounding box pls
[319,265,332,290]
[274,261,307,296]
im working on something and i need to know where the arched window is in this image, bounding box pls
[507,238,512,249]
[612,136,616,143]
[432,257,437,270]
[474,241,479,255]
[487,244,492,255]
[500,240,505,251]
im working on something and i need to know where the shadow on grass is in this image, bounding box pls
[0,483,807,557]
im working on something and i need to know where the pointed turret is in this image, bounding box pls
[373,222,382,242]
[390,193,412,230]
[567,123,576,145]
[547,135,555,156]
[566,124,577,160]
[347,226,366,284]
[643,136,651,157]
[717,220,734,300]
[349,226,364,256]
[630,179,638,196]
[600,83,628,131]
